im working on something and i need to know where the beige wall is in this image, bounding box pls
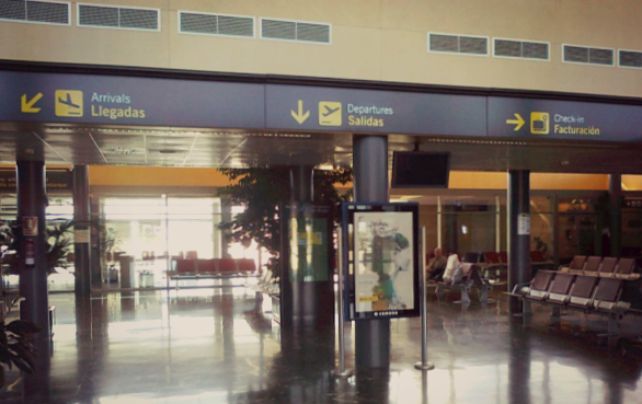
[1,1,641,97]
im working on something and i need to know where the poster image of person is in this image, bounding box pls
[354,212,414,312]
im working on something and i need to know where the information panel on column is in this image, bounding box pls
[341,202,420,320]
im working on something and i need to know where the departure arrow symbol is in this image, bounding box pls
[21,92,44,113]
[290,99,310,124]
[505,113,525,131]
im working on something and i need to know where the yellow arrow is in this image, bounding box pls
[505,113,525,131]
[21,92,44,113]
[290,99,310,124]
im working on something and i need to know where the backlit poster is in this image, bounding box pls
[342,203,419,320]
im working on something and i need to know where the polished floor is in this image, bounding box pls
[2,287,642,403]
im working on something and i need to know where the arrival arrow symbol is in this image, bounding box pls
[21,92,44,114]
[290,99,310,124]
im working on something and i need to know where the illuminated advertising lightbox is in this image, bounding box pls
[341,202,420,320]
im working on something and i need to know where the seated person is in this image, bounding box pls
[442,254,463,285]
[427,247,447,281]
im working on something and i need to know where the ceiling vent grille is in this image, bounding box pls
[261,18,330,43]
[0,0,69,25]
[119,8,157,30]
[179,11,253,37]
[78,4,158,31]
[428,33,488,55]
[494,38,549,60]
[563,44,614,66]
[619,50,642,68]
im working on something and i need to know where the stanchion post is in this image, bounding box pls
[333,228,352,378]
[415,226,435,371]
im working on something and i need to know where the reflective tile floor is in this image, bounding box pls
[2,287,642,403]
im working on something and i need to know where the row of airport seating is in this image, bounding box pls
[168,258,257,279]
[460,250,550,265]
[558,255,639,280]
[518,269,632,312]
[515,255,641,342]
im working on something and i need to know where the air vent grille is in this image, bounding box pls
[494,39,521,57]
[296,22,330,43]
[179,12,253,37]
[523,42,548,59]
[619,50,642,68]
[589,48,613,65]
[0,0,69,24]
[429,34,458,52]
[261,18,330,43]
[494,38,548,60]
[78,4,117,26]
[218,15,253,37]
[428,33,487,55]
[119,8,157,30]
[78,4,158,31]
[563,45,613,65]
[262,19,294,40]
[0,1,26,20]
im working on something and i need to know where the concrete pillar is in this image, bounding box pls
[73,166,91,297]
[17,160,50,337]
[508,170,530,315]
[353,135,390,369]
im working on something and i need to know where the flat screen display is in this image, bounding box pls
[391,151,450,188]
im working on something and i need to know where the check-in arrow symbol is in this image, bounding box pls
[290,99,310,124]
[21,92,44,113]
[506,113,525,131]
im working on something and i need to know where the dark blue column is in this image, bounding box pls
[290,165,314,204]
[280,166,334,330]
[73,165,91,297]
[508,170,530,315]
[90,195,102,289]
[609,174,622,257]
[353,135,390,369]
[17,160,50,337]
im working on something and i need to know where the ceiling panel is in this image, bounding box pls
[0,123,641,175]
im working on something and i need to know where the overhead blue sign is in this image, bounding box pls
[0,71,265,128]
[1,70,642,143]
[265,84,487,136]
[488,97,642,142]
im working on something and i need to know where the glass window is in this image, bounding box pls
[441,197,497,256]
[530,196,553,259]
[557,197,598,261]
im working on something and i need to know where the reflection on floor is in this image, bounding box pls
[2,288,642,403]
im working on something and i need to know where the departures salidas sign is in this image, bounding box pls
[265,84,487,137]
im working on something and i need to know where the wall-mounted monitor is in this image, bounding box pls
[391,151,450,188]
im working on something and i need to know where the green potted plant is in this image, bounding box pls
[0,250,39,389]
[218,167,351,276]
[0,219,74,276]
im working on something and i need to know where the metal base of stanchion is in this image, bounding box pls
[414,361,435,371]
[332,369,353,378]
